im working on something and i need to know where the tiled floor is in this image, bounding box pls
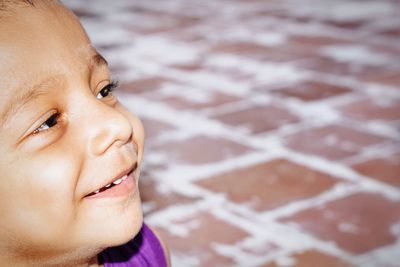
[64,0,400,266]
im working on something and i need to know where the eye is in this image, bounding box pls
[32,112,61,135]
[96,80,119,100]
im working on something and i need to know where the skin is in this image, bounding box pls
[0,1,148,266]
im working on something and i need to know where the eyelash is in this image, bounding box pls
[96,80,119,99]
[32,80,119,135]
[32,112,62,135]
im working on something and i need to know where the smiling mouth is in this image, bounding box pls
[85,163,138,198]
[85,175,129,197]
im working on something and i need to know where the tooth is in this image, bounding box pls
[121,175,128,181]
[113,178,123,185]
[94,189,100,194]
[105,183,111,188]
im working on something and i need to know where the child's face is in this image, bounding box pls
[0,1,144,263]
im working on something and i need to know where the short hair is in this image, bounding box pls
[0,0,35,11]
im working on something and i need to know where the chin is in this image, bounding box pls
[109,198,143,247]
[87,194,144,248]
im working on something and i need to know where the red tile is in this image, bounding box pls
[284,124,389,160]
[352,153,400,188]
[339,97,400,122]
[149,136,256,165]
[262,250,354,267]
[373,73,400,88]
[294,57,351,75]
[359,70,400,88]
[254,50,309,63]
[212,105,300,134]
[141,117,177,139]
[240,9,293,21]
[120,77,171,94]
[294,56,389,76]
[271,80,352,101]
[288,35,353,47]
[278,35,355,58]
[281,192,400,254]
[323,20,367,30]
[166,29,209,43]
[379,28,400,38]
[169,61,204,72]
[210,41,271,57]
[153,211,248,266]
[196,159,340,211]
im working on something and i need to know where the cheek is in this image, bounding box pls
[26,154,79,215]
[0,154,80,244]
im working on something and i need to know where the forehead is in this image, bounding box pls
[0,1,94,107]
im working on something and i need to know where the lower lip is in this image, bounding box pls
[85,172,136,199]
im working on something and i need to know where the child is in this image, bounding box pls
[0,0,170,266]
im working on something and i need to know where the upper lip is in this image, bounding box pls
[85,162,138,197]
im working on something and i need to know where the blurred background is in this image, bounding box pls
[63,0,400,266]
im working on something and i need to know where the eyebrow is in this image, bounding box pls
[0,52,108,130]
[89,52,108,73]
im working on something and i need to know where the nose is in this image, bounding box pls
[85,99,133,157]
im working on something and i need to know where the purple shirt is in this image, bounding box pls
[99,223,167,267]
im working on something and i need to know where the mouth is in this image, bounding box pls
[85,162,138,198]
